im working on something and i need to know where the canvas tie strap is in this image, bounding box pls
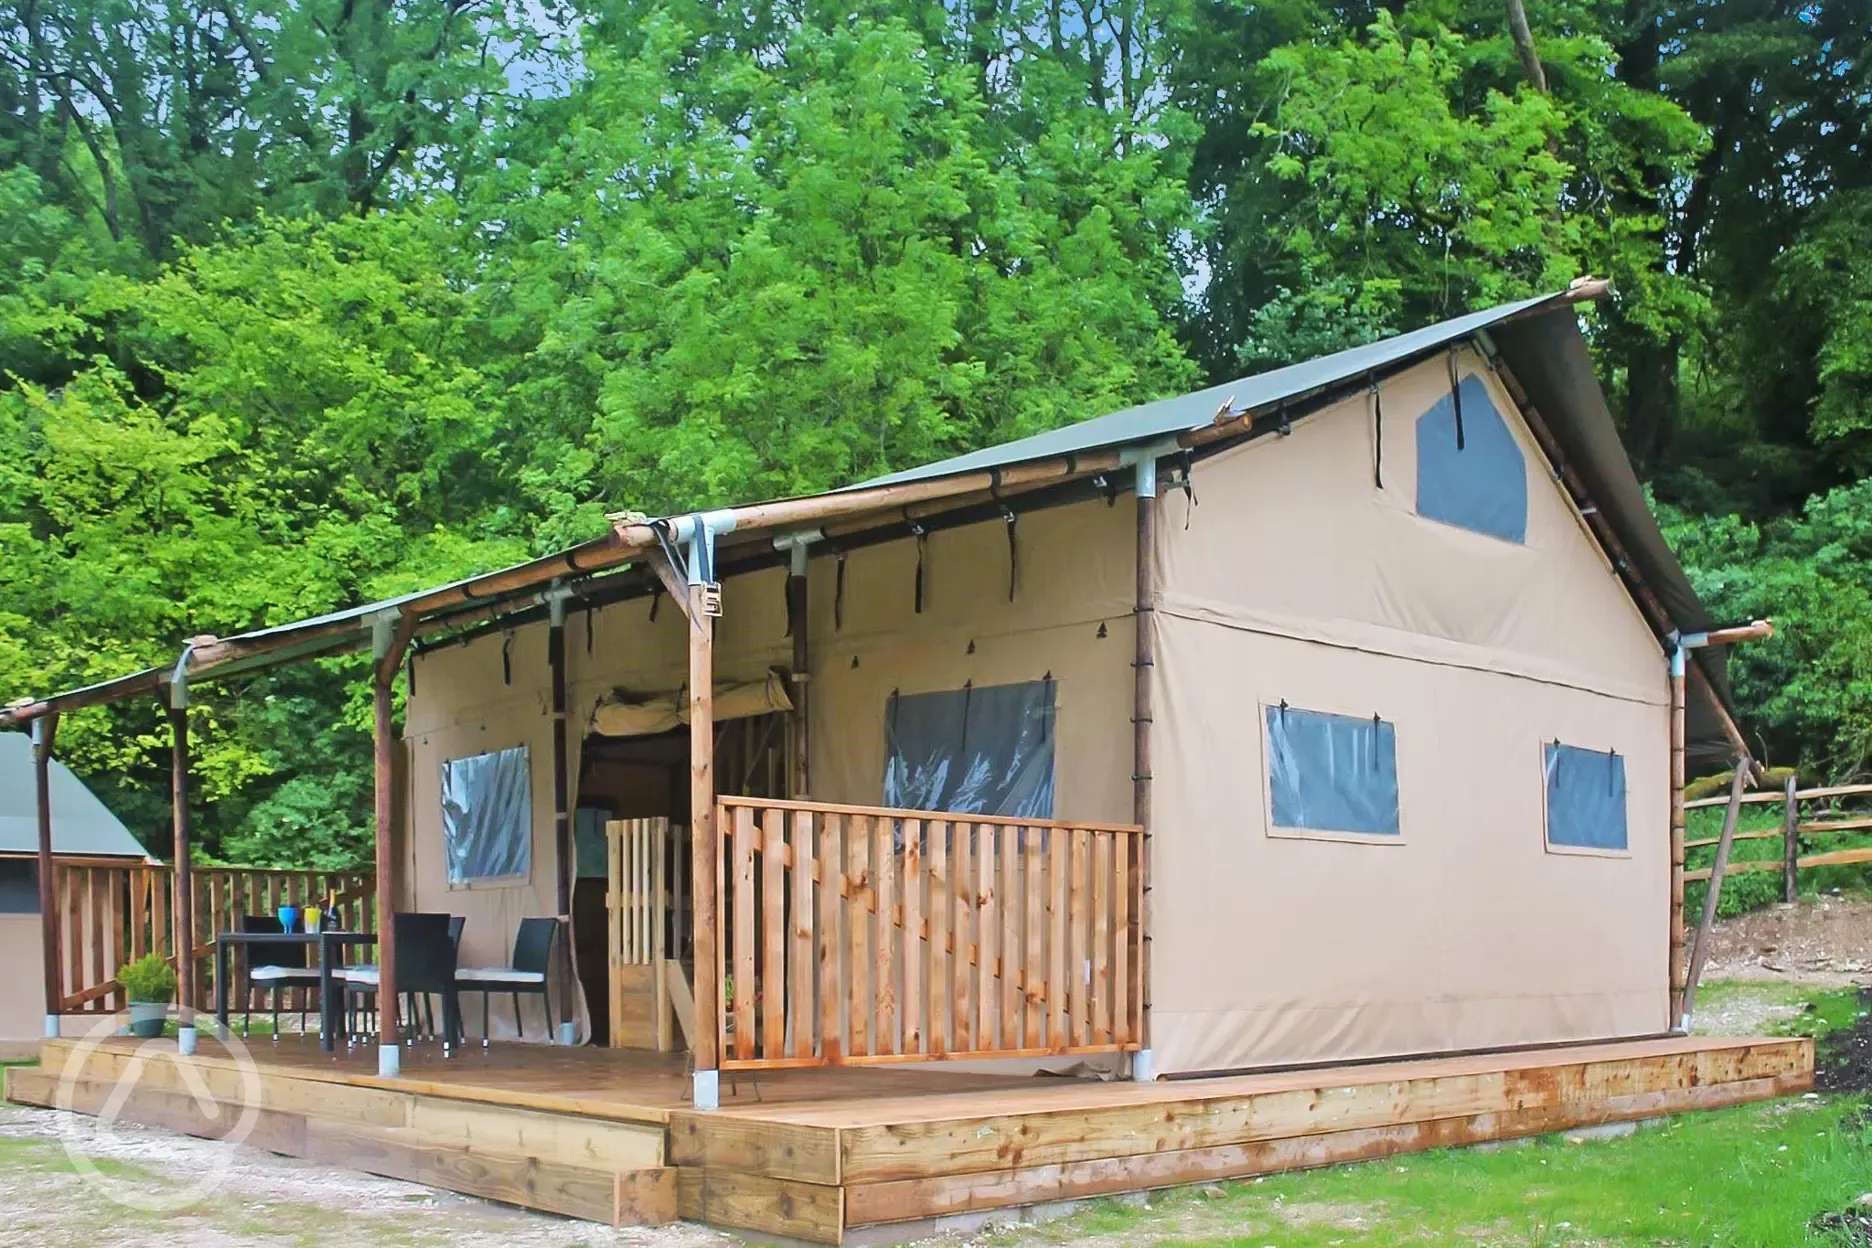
[834,549,847,631]
[406,652,416,696]
[1002,505,1019,601]
[912,522,930,613]
[1370,379,1384,489]
[501,631,514,685]
[1448,346,1466,451]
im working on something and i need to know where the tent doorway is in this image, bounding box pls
[574,709,791,1049]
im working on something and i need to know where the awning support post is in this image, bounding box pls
[776,530,821,799]
[168,657,198,1055]
[548,588,577,1046]
[371,609,418,1075]
[1667,642,1687,1028]
[33,713,61,1038]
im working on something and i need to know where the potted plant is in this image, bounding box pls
[118,953,176,1038]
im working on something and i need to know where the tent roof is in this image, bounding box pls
[0,283,1743,761]
[0,732,148,858]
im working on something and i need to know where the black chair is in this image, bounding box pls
[239,914,320,1040]
[455,917,558,1047]
[337,912,464,1054]
[414,916,469,1040]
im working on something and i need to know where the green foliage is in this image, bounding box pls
[116,952,176,1004]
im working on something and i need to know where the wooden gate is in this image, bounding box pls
[606,817,688,1050]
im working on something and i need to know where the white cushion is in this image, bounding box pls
[250,966,320,982]
[456,967,546,985]
[336,966,380,985]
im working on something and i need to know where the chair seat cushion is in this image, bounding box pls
[249,966,320,982]
[455,966,546,985]
[335,966,379,985]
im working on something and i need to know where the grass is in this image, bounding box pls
[994,982,1872,1248]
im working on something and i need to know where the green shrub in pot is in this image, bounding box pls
[118,953,177,1038]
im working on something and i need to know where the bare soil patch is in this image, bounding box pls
[1703,895,1872,986]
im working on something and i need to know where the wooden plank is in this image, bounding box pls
[1023,829,1044,1047]
[841,1072,1810,1228]
[1068,828,1088,1048]
[818,813,843,1063]
[1113,833,1130,1045]
[789,810,814,1061]
[901,820,923,1056]
[927,821,949,1057]
[608,822,624,1047]
[1686,845,1872,881]
[952,823,972,1054]
[667,1113,842,1185]
[873,813,896,1056]
[1683,828,1785,850]
[977,824,998,1051]
[1092,832,1111,1045]
[761,806,786,1061]
[733,805,757,1061]
[1048,828,1068,1049]
[847,814,871,1058]
[715,794,1141,836]
[666,960,696,1048]
[1798,817,1872,835]
[676,1168,843,1245]
[130,868,149,962]
[999,827,1020,1047]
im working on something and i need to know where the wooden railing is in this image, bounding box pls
[1684,780,1872,894]
[51,860,374,1014]
[714,796,1144,1070]
[606,817,688,1051]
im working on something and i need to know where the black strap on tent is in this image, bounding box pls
[585,607,594,654]
[406,653,416,696]
[1448,347,1466,451]
[1041,672,1055,745]
[1369,379,1384,488]
[958,679,975,761]
[1607,746,1620,795]
[648,586,661,622]
[912,522,930,613]
[1176,450,1198,529]
[1001,505,1019,601]
[1372,712,1383,769]
[501,631,514,686]
[1095,473,1118,507]
[834,549,848,631]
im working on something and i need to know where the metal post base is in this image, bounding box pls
[378,1044,401,1078]
[1131,1049,1156,1083]
[177,1025,198,1056]
[692,1069,720,1111]
[557,1021,576,1047]
[44,1014,59,1040]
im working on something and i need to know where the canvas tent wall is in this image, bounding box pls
[0,732,150,1057]
[1149,349,1669,1074]
[400,496,1138,1041]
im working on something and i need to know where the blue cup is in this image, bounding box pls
[277,905,300,933]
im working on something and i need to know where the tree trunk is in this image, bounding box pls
[1504,0,1548,92]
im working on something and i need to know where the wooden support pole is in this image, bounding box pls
[1131,459,1158,1079]
[33,713,61,1032]
[787,547,811,798]
[687,578,720,1105]
[1683,763,1749,1025]
[371,609,418,1072]
[549,601,575,1042]
[1782,775,1800,904]
[169,703,196,1037]
[1668,650,1687,1027]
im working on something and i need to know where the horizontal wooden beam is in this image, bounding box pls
[1684,845,1872,882]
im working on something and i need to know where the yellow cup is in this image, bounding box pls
[303,906,322,932]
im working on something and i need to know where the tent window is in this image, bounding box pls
[1545,743,1628,852]
[883,680,1056,818]
[442,745,533,885]
[1414,374,1528,543]
[0,859,38,913]
[1265,706,1400,837]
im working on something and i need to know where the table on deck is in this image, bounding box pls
[213,930,376,1052]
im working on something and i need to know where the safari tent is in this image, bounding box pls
[3,280,1765,1095]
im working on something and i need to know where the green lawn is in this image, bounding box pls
[1001,985,1872,1248]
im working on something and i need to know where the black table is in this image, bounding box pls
[213,930,377,1052]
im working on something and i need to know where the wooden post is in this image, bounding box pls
[1668,645,1687,1027]
[688,579,719,1106]
[168,701,197,1047]
[549,598,575,1044]
[1131,455,1157,1080]
[1782,775,1800,904]
[371,609,418,1074]
[1683,762,1749,1023]
[32,713,61,1034]
[787,544,811,798]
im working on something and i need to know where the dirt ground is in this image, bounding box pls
[1703,894,1872,986]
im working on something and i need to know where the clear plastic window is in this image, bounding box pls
[1265,706,1400,837]
[1544,743,1628,851]
[883,680,1056,819]
[442,745,534,884]
[1415,374,1529,543]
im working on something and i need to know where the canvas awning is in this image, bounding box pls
[589,673,794,738]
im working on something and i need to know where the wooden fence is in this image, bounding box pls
[1684,779,1872,896]
[51,859,374,1014]
[606,817,691,1051]
[714,796,1145,1071]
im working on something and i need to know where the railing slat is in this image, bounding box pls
[1113,831,1130,1045]
[732,805,757,1060]
[761,806,787,1060]
[1049,828,1068,1049]
[1000,826,1020,1047]
[872,814,896,1056]
[928,820,950,1057]
[847,814,871,1057]
[901,819,923,1056]
[952,825,973,1054]
[977,824,998,1051]
[1024,829,1044,1047]
[818,812,844,1062]
[790,809,815,1060]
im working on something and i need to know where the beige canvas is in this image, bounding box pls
[1149,349,1671,1073]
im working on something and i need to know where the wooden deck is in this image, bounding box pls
[9,1032,1814,1244]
